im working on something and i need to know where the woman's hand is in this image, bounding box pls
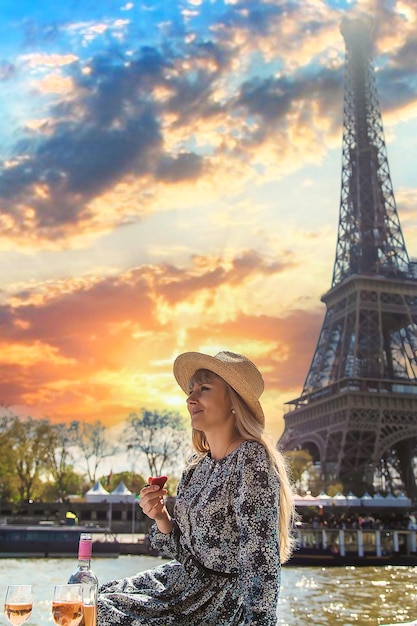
[139,483,167,520]
[139,482,173,534]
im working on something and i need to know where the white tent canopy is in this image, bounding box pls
[108,481,136,503]
[293,490,412,508]
[396,493,412,506]
[317,491,333,506]
[84,480,136,503]
[346,492,361,506]
[333,492,347,505]
[84,480,110,503]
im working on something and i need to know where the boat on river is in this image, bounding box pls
[0,524,120,558]
[288,526,417,566]
[113,526,417,567]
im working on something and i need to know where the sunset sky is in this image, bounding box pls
[1,0,416,448]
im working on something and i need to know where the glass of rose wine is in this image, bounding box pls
[4,585,33,626]
[52,584,84,626]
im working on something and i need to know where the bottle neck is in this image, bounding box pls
[78,536,93,560]
[77,558,91,569]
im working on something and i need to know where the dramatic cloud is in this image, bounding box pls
[0,0,416,440]
[1,1,415,245]
[0,250,318,426]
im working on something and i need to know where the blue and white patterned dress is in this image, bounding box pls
[97,440,281,625]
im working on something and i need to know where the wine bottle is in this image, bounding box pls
[68,532,98,626]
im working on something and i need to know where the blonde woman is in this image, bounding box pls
[98,351,296,625]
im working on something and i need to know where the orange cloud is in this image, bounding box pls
[0,255,322,430]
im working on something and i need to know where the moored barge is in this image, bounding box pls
[0,524,119,558]
[288,526,417,566]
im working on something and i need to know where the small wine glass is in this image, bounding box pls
[4,585,33,626]
[52,584,83,626]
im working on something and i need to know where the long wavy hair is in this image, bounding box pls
[187,369,297,563]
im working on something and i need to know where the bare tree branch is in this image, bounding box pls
[124,409,189,478]
[70,420,118,484]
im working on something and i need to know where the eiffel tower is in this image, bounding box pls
[282,15,417,498]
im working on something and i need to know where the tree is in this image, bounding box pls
[124,409,189,478]
[285,449,313,493]
[99,470,147,494]
[327,482,344,497]
[0,415,19,501]
[44,423,81,500]
[39,468,86,502]
[8,416,53,501]
[70,420,118,484]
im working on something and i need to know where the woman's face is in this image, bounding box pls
[186,371,233,433]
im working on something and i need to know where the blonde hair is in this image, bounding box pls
[188,369,297,563]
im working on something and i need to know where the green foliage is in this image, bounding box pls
[98,470,147,494]
[327,483,344,497]
[9,416,53,501]
[285,449,314,492]
[39,468,86,501]
[0,414,86,503]
[0,409,188,503]
[44,423,78,500]
[0,415,19,500]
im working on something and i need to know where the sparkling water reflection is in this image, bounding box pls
[279,565,417,625]
[0,557,416,625]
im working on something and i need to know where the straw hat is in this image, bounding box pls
[173,350,265,426]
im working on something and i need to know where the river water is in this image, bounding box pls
[0,556,416,625]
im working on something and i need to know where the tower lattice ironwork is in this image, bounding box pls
[282,16,417,498]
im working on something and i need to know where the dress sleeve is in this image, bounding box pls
[234,443,281,626]
[147,463,195,560]
[148,518,182,559]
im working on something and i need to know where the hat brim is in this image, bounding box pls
[173,351,265,426]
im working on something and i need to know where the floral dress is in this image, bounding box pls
[97,440,281,625]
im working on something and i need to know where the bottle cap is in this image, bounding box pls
[79,536,93,559]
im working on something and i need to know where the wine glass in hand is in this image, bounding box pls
[52,584,83,626]
[4,585,33,625]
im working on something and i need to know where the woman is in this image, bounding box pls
[98,350,296,625]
